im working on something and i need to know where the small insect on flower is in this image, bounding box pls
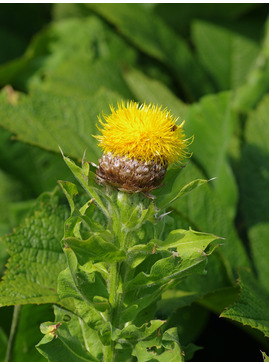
[94,101,192,193]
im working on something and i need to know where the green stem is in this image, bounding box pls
[109,263,119,321]
[103,342,114,362]
[104,262,121,361]
[5,305,22,362]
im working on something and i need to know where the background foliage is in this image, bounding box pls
[0,3,269,361]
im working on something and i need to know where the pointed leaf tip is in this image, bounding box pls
[58,145,64,157]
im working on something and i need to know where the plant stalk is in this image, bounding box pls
[5,305,22,362]
[104,262,121,361]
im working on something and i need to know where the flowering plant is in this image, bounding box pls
[34,102,220,362]
[1,4,269,361]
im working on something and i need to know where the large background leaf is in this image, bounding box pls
[239,94,269,294]
[191,20,260,91]
[87,3,214,101]
[221,268,269,338]
[0,189,67,306]
[0,87,120,163]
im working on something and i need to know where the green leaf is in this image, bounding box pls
[155,177,209,210]
[125,226,217,322]
[234,18,269,112]
[40,55,134,101]
[239,94,269,293]
[64,236,126,265]
[191,20,260,91]
[0,16,131,93]
[0,124,73,199]
[197,286,240,314]
[262,352,269,362]
[132,327,183,362]
[87,3,213,100]
[120,289,163,326]
[119,320,165,341]
[157,228,221,259]
[58,247,108,305]
[37,304,103,361]
[221,268,269,337]
[0,168,25,237]
[157,302,208,349]
[126,242,160,269]
[186,91,238,219]
[58,181,108,238]
[170,161,250,278]
[56,304,103,359]
[58,180,79,216]
[62,155,109,216]
[158,161,250,311]
[0,87,120,163]
[0,188,68,306]
[36,326,98,362]
[123,68,188,120]
[115,190,155,232]
[124,228,219,292]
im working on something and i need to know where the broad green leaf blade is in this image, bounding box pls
[0,87,120,163]
[0,124,73,199]
[121,227,219,323]
[0,16,133,97]
[52,304,103,360]
[120,286,163,325]
[160,327,183,361]
[87,3,213,100]
[221,268,269,337]
[0,188,67,306]
[124,228,219,292]
[57,260,109,317]
[124,255,202,292]
[119,320,165,341]
[191,20,260,91]
[36,326,98,362]
[157,228,221,259]
[0,167,26,237]
[239,94,269,293]
[133,327,183,362]
[64,236,126,265]
[234,18,269,112]
[196,286,239,314]
[186,91,238,219]
[61,246,109,302]
[127,242,161,269]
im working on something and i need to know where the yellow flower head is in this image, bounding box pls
[95,101,191,165]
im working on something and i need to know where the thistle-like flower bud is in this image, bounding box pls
[94,101,191,192]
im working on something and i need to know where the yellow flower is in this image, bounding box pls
[95,101,191,165]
